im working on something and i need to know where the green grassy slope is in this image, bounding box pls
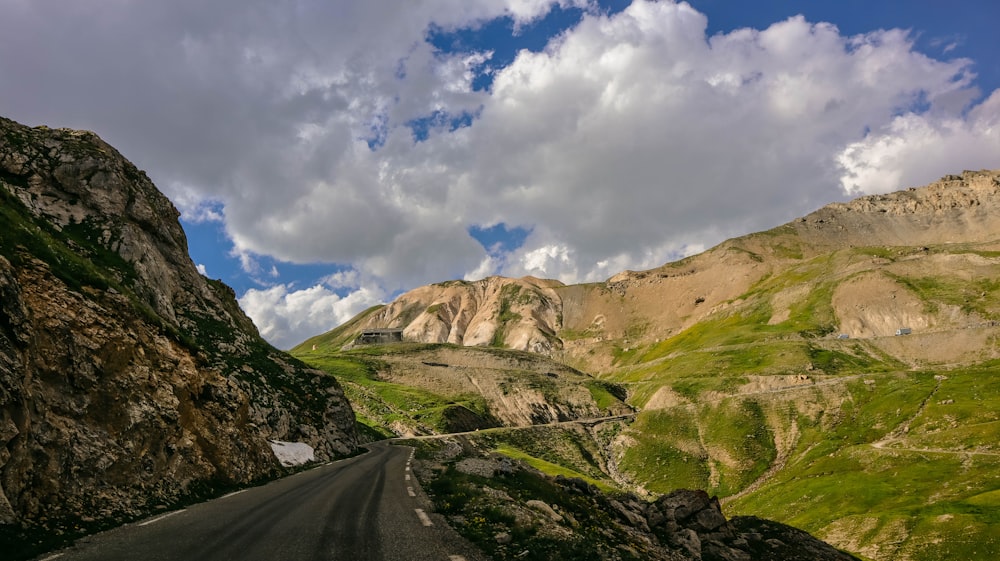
[292,305,385,352]
[594,242,1000,559]
[293,342,631,438]
[293,344,495,438]
[729,363,1000,561]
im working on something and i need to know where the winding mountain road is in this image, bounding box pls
[40,443,486,561]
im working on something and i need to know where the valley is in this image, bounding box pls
[294,170,1000,561]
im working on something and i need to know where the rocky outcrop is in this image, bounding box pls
[796,170,1000,248]
[642,489,858,561]
[554,480,859,561]
[0,117,358,544]
[367,276,565,355]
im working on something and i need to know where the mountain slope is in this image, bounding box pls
[306,169,1000,560]
[0,117,358,555]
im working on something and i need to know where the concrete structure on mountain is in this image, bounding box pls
[355,328,404,345]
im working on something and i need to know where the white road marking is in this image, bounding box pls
[449,556,467,561]
[405,466,410,471]
[415,508,433,527]
[221,489,247,499]
[405,473,411,481]
[407,486,416,497]
[138,510,183,527]
[39,554,64,561]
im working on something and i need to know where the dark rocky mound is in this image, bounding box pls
[417,442,858,561]
[554,479,859,561]
[643,489,858,561]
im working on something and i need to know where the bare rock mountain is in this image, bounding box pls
[0,117,358,546]
[373,276,565,355]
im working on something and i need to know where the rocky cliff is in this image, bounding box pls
[0,117,358,549]
[370,276,566,355]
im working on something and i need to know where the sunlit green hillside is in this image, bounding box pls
[296,171,1000,560]
[594,240,1000,560]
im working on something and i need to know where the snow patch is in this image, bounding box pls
[268,440,315,467]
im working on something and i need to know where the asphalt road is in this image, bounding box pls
[40,443,487,561]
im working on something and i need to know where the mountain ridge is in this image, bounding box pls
[310,168,1000,374]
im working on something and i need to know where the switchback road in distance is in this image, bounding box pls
[39,443,486,561]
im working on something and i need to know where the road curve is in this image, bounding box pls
[39,443,486,561]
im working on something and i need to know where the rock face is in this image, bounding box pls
[0,117,358,538]
[368,276,566,355]
[794,171,1000,248]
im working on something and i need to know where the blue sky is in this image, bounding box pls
[2,1,998,348]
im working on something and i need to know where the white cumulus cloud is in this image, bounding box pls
[239,284,385,350]
[2,0,996,346]
[431,3,982,281]
[838,89,1000,195]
